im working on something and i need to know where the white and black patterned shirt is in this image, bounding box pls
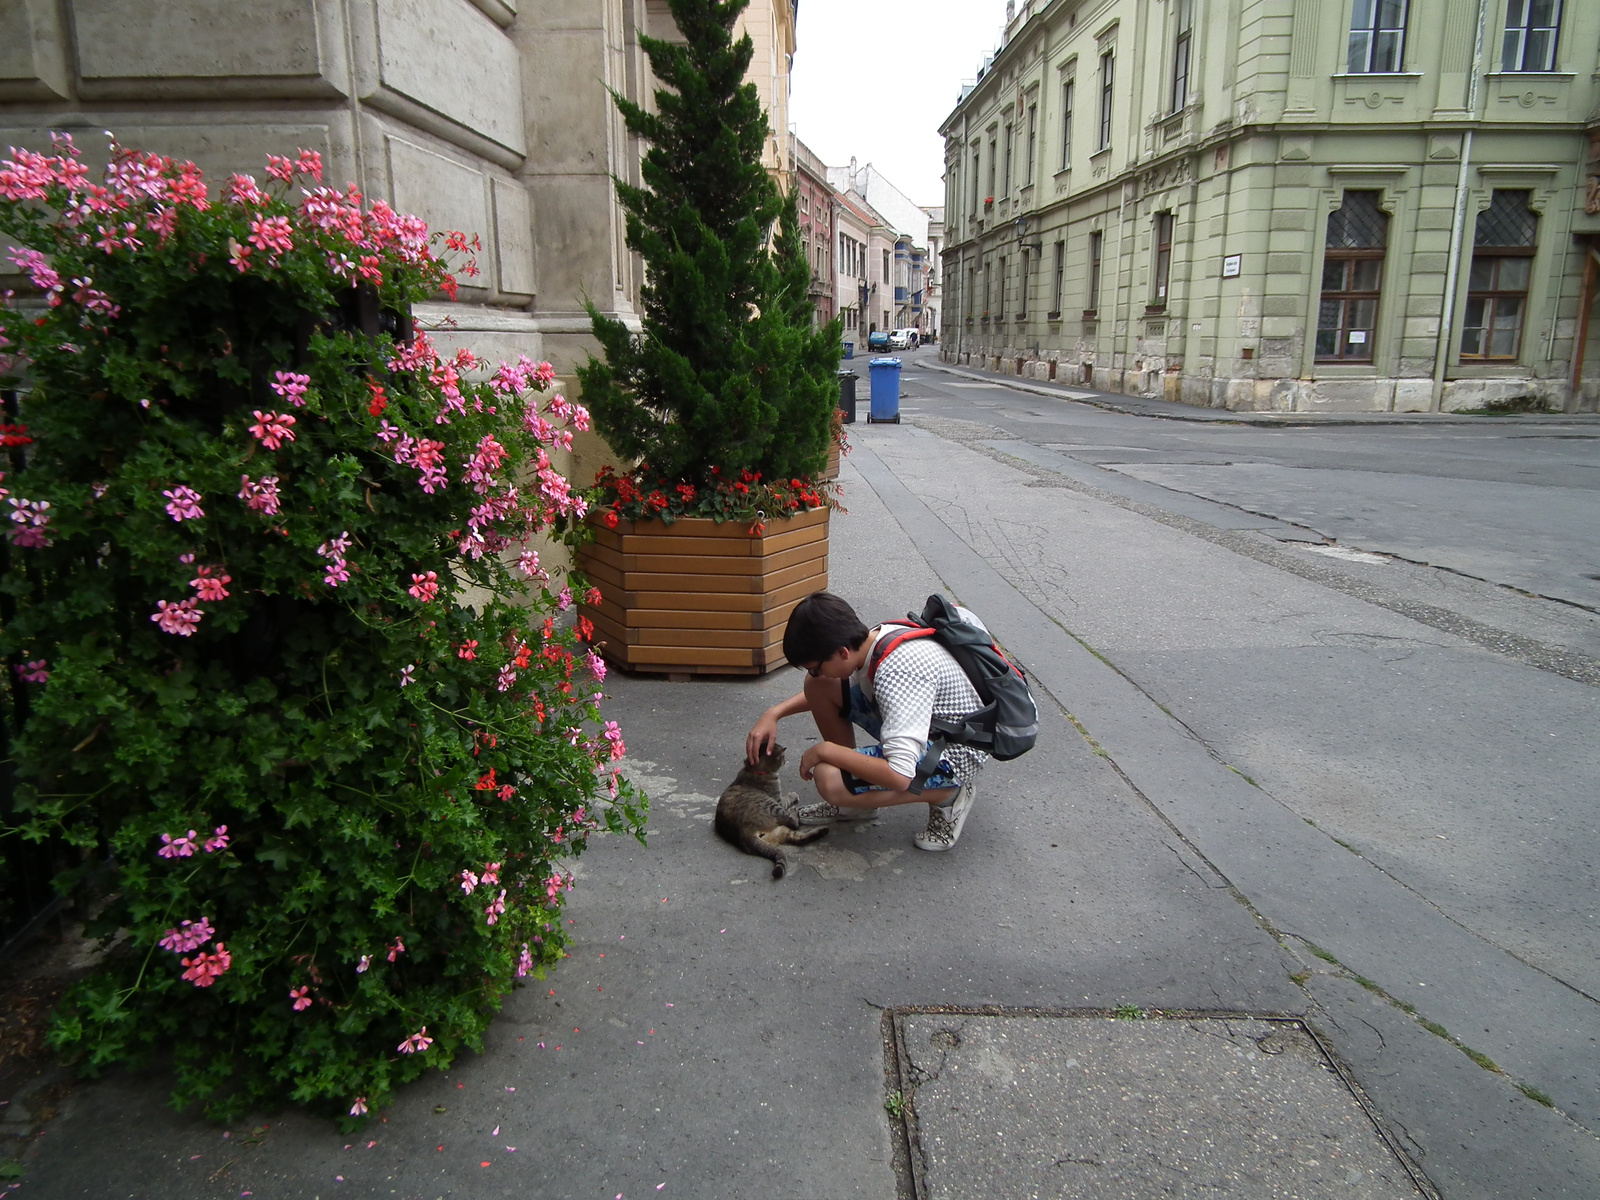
[855,621,989,785]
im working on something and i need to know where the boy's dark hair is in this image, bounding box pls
[782,591,868,667]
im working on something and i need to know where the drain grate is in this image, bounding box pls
[884,1008,1434,1200]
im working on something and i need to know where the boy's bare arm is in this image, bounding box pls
[799,742,912,792]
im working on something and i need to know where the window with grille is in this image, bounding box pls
[1019,251,1029,318]
[972,150,982,208]
[1171,0,1194,111]
[1026,105,1038,183]
[1316,191,1388,362]
[1502,0,1561,71]
[998,255,1008,319]
[988,138,997,197]
[1098,51,1115,149]
[1347,0,1407,73]
[1052,240,1065,315]
[1087,230,1103,311]
[1152,212,1174,306]
[1060,79,1074,169]
[1461,191,1537,361]
[1003,126,1013,193]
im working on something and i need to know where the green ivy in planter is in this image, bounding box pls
[0,136,644,1124]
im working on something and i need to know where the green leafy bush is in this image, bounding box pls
[578,0,843,518]
[0,135,644,1123]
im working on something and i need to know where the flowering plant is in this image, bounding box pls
[589,462,838,530]
[0,135,644,1124]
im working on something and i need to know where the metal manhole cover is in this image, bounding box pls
[893,1011,1426,1199]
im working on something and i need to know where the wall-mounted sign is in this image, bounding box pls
[1348,330,1367,344]
[1222,254,1242,277]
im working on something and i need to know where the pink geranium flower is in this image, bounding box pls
[459,870,479,895]
[158,917,214,953]
[180,943,231,987]
[151,597,203,636]
[190,566,231,601]
[408,571,439,602]
[158,830,199,858]
[247,410,296,450]
[15,660,49,684]
[349,1097,368,1117]
[290,986,312,1011]
[386,937,405,962]
[238,474,281,515]
[399,664,415,688]
[516,944,533,977]
[162,486,204,521]
[204,825,229,853]
[270,370,310,407]
[398,1027,433,1054]
[357,954,372,974]
[248,214,293,259]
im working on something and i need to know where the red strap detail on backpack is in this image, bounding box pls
[866,624,937,682]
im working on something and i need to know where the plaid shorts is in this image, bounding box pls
[839,683,960,795]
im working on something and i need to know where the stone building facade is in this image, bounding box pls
[794,137,836,328]
[939,0,1600,412]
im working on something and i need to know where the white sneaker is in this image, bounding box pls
[796,801,880,827]
[914,783,977,851]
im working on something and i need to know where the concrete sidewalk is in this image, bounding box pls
[919,353,1600,427]
[15,428,1600,1198]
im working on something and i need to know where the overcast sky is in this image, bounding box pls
[789,0,1011,208]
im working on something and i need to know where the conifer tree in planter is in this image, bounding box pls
[576,0,844,675]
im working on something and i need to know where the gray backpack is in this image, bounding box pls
[867,594,1040,792]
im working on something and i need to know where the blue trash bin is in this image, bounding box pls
[868,358,902,423]
[842,341,854,360]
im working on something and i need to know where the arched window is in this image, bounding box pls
[1461,191,1538,361]
[1316,191,1388,362]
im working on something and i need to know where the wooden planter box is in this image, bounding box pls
[577,507,829,675]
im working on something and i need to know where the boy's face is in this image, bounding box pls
[802,645,854,680]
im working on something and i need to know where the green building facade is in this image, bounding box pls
[939,0,1600,413]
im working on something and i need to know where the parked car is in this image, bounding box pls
[888,329,918,350]
[866,330,890,351]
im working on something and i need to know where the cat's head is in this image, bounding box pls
[749,744,786,773]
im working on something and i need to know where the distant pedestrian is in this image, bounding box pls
[746,591,986,851]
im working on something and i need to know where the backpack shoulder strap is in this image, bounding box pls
[866,622,935,682]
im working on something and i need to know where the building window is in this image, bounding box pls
[1052,240,1065,314]
[984,260,992,315]
[1152,212,1174,306]
[1462,190,1538,361]
[1019,251,1029,318]
[1502,0,1561,72]
[972,150,981,209]
[883,249,890,284]
[1316,190,1388,362]
[1347,0,1407,73]
[1060,79,1074,169]
[1098,51,1114,149]
[1026,105,1038,184]
[967,265,976,318]
[1171,0,1194,111]
[998,255,1008,318]
[988,137,997,198]
[1087,230,1103,311]
[1003,125,1013,193]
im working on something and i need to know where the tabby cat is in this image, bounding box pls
[713,745,827,880]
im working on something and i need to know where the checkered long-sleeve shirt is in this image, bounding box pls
[855,623,989,785]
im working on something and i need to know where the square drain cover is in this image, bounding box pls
[896,1013,1425,1199]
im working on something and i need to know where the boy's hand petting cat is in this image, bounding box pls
[746,715,779,764]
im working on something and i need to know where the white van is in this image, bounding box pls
[888,329,918,350]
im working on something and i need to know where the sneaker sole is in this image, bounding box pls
[797,808,880,827]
